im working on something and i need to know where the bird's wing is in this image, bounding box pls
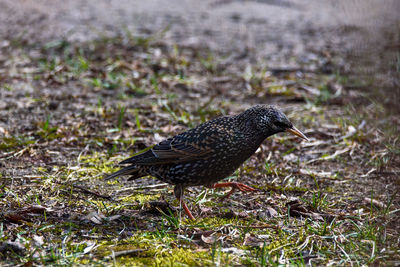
[119,135,214,165]
[152,137,212,160]
[119,116,235,165]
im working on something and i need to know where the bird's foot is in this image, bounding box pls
[211,182,257,200]
[180,199,195,221]
[174,185,195,220]
[176,197,195,220]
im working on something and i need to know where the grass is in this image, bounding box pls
[0,32,399,266]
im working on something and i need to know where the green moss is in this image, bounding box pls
[97,236,227,266]
[119,193,161,204]
[116,248,215,266]
[154,249,214,266]
[79,153,123,176]
[0,136,35,151]
[36,166,48,173]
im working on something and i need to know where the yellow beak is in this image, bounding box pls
[286,126,309,141]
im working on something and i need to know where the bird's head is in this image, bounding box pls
[244,105,309,141]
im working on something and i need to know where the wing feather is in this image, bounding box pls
[120,135,214,165]
[119,117,232,166]
[151,138,212,162]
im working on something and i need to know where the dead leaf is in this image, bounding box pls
[84,211,106,224]
[364,197,385,209]
[299,169,334,178]
[160,124,183,133]
[33,235,44,246]
[259,206,278,219]
[199,207,212,215]
[243,233,264,247]
[22,205,52,214]
[310,212,324,221]
[201,234,217,244]
[83,242,97,254]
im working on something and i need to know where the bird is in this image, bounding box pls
[105,105,308,220]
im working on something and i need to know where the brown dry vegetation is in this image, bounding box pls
[0,32,399,265]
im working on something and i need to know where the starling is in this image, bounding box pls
[106,105,308,220]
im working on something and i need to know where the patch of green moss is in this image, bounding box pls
[119,193,161,204]
[96,236,226,266]
[189,216,239,229]
[118,248,216,266]
[78,153,122,177]
[36,129,64,141]
[153,248,215,266]
[0,136,35,151]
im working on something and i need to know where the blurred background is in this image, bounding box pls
[1,0,399,106]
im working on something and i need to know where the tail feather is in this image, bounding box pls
[104,165,144,181]
[119,149,155,165]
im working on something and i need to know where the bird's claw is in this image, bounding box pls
[211,182,257,200]
[234,183,257,193]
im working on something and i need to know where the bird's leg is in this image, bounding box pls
[174,185,195,220]
[211,182,256,200]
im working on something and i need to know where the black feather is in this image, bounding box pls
[104,165,140,180]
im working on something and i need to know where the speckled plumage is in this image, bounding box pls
[106,105,308,219]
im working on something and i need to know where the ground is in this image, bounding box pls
[0,1,399,266]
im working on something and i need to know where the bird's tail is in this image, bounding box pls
[104,165,145,181]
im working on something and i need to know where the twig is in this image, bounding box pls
[0,150,15,159]
[54,181,112,200]
[299,85,320,96]
[0,147,29,160]
[305,147,351,164]
[115,183,169,193]
[364,197,385,209]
